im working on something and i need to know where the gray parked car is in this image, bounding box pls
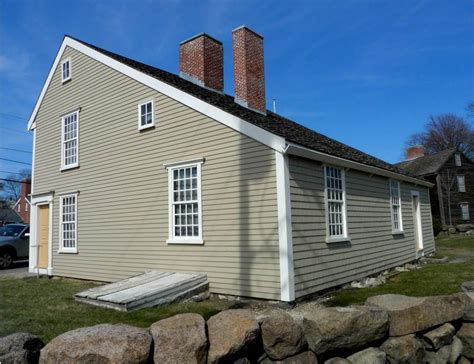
[0,224,29,269]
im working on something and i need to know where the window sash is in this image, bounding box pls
[461,204,470,220]
[457,176,466,192]
[61,60,71,82]
[60,194,77,252]
[390,180,403,232]
[455,153,462,167]
[168,163,202,242]
[61,111,79,169]
[138,101,154,129]
[325,166,347,239]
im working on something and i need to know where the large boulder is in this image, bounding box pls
[259,351,318,363]
[150,313,207,364]
[457,323,474,360]
[0,333,44,364]
[449,336,464,364]
[302,305,389,356]
[346,347,385,364]
[260,312,307,360]
[207,309,260,364]
[422,323,455,350]
[366,293,470,336]
[380,335,425,364]
[464,301,474,322]
[39,324,152,364]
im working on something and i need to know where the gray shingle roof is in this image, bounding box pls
[394,149,456,176]
[0,209,22,223]
[69,36,421,180]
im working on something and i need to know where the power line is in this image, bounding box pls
[0,147,32,154]
[0,171,29,176]
[0,126,30,135]
[0,112,27,120]
[0,158,31,165]
[0,178,30,184]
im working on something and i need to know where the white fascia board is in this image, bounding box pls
[286,143,434,188]
[27,37,286,152]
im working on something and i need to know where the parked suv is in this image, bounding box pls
[0,224,29,269]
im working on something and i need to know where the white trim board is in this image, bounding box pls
[275,151,295,301]
[27,37,286,152]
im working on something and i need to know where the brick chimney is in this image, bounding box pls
[179,33,223,92]
[406,145,425,160]
[20,178,31,199]
[232,26,266,114]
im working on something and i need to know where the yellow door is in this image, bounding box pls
[37,205,49,268]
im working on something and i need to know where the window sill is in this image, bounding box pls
[326,237,351,244]
[138,124,155,131]
[62,77,72,84]
[61,164,79,172]
[58,249,78,254]
[392,230,405,236]
[166,239,204,245]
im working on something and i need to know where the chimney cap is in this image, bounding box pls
[232,25,264,39]
[180,32,223,46]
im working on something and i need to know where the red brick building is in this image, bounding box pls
[13,179,31,224]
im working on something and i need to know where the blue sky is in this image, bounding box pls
[1,0,473,180]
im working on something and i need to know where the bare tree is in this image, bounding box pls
[406,113,474,158]
[467,101,474,119]
[438,169,457,226]
[2,169,31,205]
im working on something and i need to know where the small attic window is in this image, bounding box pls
[61,58,71,83]
[455,153,462,167]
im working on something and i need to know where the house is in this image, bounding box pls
[13,179,31,224]
[27,27,434,302]
[0,208,22,227]
[396,146,473,227]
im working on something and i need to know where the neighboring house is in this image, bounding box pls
[396,146,474,227]
[27,27,434,302]
[0,208,22,227]
[13,179,31,224]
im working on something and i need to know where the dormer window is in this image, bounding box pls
[61,58,71,83]
[138,100,154,130]
[455,153,462,167]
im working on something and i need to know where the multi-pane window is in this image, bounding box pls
[169,163,202,242]
[61,111,79,169]
[325,166,346,239]
[390,180,403,232]
[455,153,462,167]
[61,59,71,82]
[60,194,77,252]
[138,101,154,129]
[461,203,470,221]
[457,175,466,192]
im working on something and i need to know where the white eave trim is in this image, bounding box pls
[286,143,434,188]
[27,37,286,152]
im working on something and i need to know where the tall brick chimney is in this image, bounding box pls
[406,145,425,160]
[179,33,224,92]
[232,26,266,114]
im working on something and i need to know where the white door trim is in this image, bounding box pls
[411,191,424,256]
[29,193,54,275]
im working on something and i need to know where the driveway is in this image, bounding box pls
[0,261,34,279]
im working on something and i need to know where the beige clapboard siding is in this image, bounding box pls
[33,46,281,300]
[289,155,435,299]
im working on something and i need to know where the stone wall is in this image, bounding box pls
[1,292,473,364]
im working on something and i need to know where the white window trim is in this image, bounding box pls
[324,165,349,243]
[166,160,204,245]
[389,179,404,234]
[455,153,462,167]
[60,110,79,171]
[61,58,72,83]
[457,175,466,193]
[461,203,470,220]
[58,193,78,253]
[137,100,154,130]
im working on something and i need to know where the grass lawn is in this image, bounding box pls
[0,277,228,343]
[328,235,474,306]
